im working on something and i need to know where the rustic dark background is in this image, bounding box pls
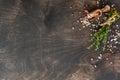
[0,0,120,80]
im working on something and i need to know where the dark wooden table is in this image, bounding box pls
[0,0,120,80]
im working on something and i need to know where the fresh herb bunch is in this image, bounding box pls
[88,8,120,51]
[88,24,110,51]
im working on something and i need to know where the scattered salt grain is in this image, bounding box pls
[70,6,72,9]
[90,29,93,31]
[76,20,79,23]
[116,25,119,27]
[107,41,110,43]
[113,46,117,48]
[115,41,118,44]
[92,24,96,27]
[98,56,102,59]
[72,27,75,30]
[83,26,85,28]
[113,38,117,41]
[111,4,115,7]
[79,28,81,31]
[110,62,113,65]
[90,58,94,61]
[90,34,93,36]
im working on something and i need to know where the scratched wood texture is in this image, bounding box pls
[0,0,120,80]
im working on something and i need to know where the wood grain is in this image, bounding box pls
[0,0,119,80]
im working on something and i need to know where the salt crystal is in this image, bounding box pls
[109,49,112,52]
[115,41,118,44]
[110,62,113,64]
[70,6,72,9]
[90,34,93,36]
[110,39,114,42]
[76,20,79,23]
[111,4,115,7]
[94,30,97,32]
[71,14,74,16]
[96,1,99,5]
[114,38,117,41]
[92,24,96,27]
[113,46,117,48]
[79,28,81,31]
[116,25,119,27]
[91,58,94,61]
[90,29,92,30]
[72,27,75,30]
[98,56,102,59]
[98,18,100,20]
[100,54,103,57]
[83,26,85,28]
[94,65,97,68]
[107,45,110,48]
[110,45,112,48]
[79,12,81,14]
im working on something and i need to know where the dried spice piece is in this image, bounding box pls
[80,5,110,27]
[101,8,120,26]
[88,5,110,20]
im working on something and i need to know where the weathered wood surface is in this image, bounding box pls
[0,0,119,80]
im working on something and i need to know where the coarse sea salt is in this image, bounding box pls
[72,27,75,30]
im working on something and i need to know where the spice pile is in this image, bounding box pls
[70,0,120,71]
[81,5,120,51]
[79,1,120,71]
